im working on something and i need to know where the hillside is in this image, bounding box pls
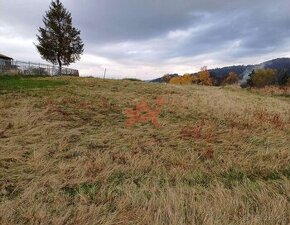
[211,58,290,78]
[152,58,290,82]
[0,76,290,225]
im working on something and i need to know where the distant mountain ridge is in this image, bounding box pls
[151,58,290,83]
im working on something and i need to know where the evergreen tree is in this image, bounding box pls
[277,69,289,86]
[36,0,84,75]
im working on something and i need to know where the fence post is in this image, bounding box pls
[28,62,31,75]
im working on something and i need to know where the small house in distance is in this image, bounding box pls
[0,53,13,64]
[0,53,13,72]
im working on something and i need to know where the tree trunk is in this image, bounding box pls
[57,55,62,76]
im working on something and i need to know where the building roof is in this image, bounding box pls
[0,53,13,60]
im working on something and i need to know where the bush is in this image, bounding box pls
[169,68,214,86]
[192,67,213,86]
[248,69,278,88]
[223,72,239,85]
[169,74,194,85]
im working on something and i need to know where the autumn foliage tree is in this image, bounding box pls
[169,74,194,85]
[169,67,213,86]
[223,72,240,85]
[192,67,213,86]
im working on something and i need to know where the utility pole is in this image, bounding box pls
[103,68,107,79]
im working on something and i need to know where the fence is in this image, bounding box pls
[0,59,79,76]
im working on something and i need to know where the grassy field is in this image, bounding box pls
[0,75,289,225]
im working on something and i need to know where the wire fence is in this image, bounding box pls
[0,59,79,76]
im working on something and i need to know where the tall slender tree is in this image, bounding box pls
[36,0,84,75]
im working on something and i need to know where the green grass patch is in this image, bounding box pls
[221,169,246,188]
[182,172,212,188]
[62,182,102,200]
[0,75,66,90]
[108,171,129,185]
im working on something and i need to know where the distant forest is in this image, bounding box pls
[151,58,290,87]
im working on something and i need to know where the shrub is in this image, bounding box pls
[169,74,194,85]
[223,72,239,85]
[192,67,213,86]
[248,69,278,88]
[169,76,181,84]
[168,67,213,86]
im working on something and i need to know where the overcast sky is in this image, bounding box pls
[1,0,290,79]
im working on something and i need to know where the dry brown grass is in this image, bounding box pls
[0,77,289,224]
[250,85,290,97]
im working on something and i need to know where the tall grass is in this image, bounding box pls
[0,77,289,224]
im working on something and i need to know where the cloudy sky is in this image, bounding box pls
[1,0,290,79]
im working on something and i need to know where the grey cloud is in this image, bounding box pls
[1,0,290,78]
